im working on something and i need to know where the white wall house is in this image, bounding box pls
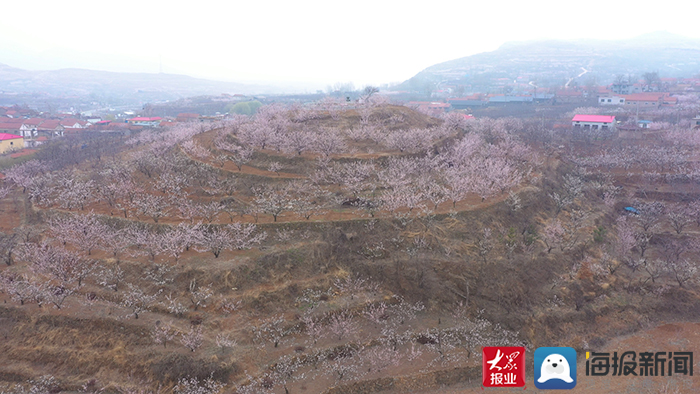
[572,115,616,130]
[19,124,38,138]
[599,96,625,105]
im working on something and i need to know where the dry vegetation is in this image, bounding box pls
[1,98,700,393]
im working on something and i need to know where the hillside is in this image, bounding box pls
[1,101,700,393]
[0,63,278,106]
[399,32,700,91]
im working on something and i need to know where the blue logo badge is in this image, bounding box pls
[534,347,577,389]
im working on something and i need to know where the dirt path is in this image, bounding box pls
[33,183,533,229]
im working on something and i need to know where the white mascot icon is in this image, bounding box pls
[538,353,573,383]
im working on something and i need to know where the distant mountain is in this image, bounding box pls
[398,32,700,92]
[0,63,281,106]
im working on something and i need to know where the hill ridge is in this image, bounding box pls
[398,31,700,92]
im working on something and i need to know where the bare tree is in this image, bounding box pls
[665,259,698,288]
[667,205,693,235]
[361,86,379,102]
[643,259,666,284]
[0,232,18,266]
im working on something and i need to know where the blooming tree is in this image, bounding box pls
[173,376,225,394]
[253,315,289,348]
[151,322,176,348]
[121,283,161,319]
[180,325,204,352]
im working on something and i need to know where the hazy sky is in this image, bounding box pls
[1,0,699,91]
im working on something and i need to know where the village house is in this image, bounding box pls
[36,120,64,137]
[554,89,585,103]
[407,101,451,115]
[18,118,66,138]
[677,78,700,92]
[59,118,89,129]
[447,95,488,109]
[25,136,48,148]
[622,93,676,109]
[594,86,613,97]
[598,96,626,105]
[0,119,24,135]
[611,82,643,95]
[19,118,43,137]
[159,120,178,128]
[0,133,24,154]
[571,114,616,130]
[91,121,136,135]
[127,117,162,127]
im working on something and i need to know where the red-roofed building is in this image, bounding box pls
[19,118,44,137]
[595,86,613,96]
[89,120,113,131]
[0,117,24,124]
[23,118,44,126]
[37,120,64,136]
[572,115,616,130]
[60,119,88,128]
[622,93,675,109]
[92,121,139,134]
[0,122,22,134]
[661,96,678,107]
[127,117,162,127]
[0,133,24,154]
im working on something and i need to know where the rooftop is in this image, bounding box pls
[572,115,616,123]
[0,123,21,130]
[0,132,23,141]
[129,117,162,122]
[622,93,667,101]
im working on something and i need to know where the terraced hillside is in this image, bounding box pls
[1,100,700,393]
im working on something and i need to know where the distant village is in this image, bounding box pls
[406,75,700,113]
[0,106,229,156]
[2,75,700,156]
